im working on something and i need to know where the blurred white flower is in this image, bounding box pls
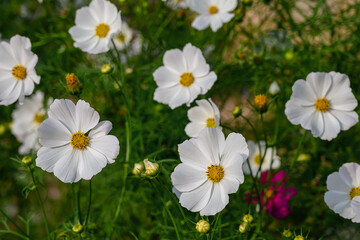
[185,98,222,138]
[165,0,188,10]
[36,99,120,183]
[325,162,360,223]
[285,72,358,141]
[69,0,122,54]
[0,35,40,105]
[269,81,280,95]
[11,91,52,154]
[112,22,133,51]
[189,0,237,32]
[171,128,248,216]
[242,141,280,178]
[153,43,217,109]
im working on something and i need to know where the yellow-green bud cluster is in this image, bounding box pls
[239,214,253,233]
[196,219,210,234]
[132,159,159,178]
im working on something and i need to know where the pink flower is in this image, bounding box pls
[246,170,297,219]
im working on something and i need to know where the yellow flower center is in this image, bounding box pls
[95,23,110,38]
[70,132,89,150]
[179,72,194,87]
[349,187,360,200]
[254,94,267,109]
[315,97,330,112]
[34,113,45,125]
[208,5,218,14]
[206,164,224,183]
[253,154,261,166]
[66,73,78,86]
[117,33,126,43]
[206,118,216,128]
[12,65,27,80]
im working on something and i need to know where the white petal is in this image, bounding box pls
[78,148,108,180]
[195,71,217,94]
[23,77,34,96]
[69,26,95,42]
[326,172,351,192]
[183,43,209,77]
[219,0,237,12]
[171,163,207,192]
[327,72,357,111]
[53,149,81,183]
[218,13,234,23]
[210,16,223,32]
[153,85,182,109]
[163,49,187,74]
[285,101,313,126]
[339,163,360,187]
[103,0,118,23]
[88,121,112,139]
[220,176,240,194]
[335,200,355,219]
[192,15,211,31]
[87,38,111,54]
[320,112,340,141]
[108,13,122,35]
[88,135,119,162]
[0,42,16,70]
[195,128,225,164]
[351,196,360,219]
[0,80,22,106]
[302,109,323,138]
[38,118,72,148]
[74,7,98,29]
[221,132,248,168]
[27,70,40,84]
[178,138,212,168]
[189,0,208,14]
[179,181,213,213]
[48,99,77,133]
[75,100,99,133]
[290,79,317,106]
[89,0,106,22]
[306,72,332,98]
[36,145,71,172]
[185,122,205,138]
[324,191,350,214]
[153,66,180,88]
[169,87,190,109]
[200,183,229,216]
[188,102,211,123]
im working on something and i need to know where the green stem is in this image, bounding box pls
[29,169,50,239]
[76,182,82,224]
[0,209,31,240]
[290,130,307,169]
[84,180,92,226]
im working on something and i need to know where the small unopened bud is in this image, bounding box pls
[196,220,210,234]
[143,159,159,177]
[242,214,253,223]
[0,124,6,135]
[66,73,82,95]
[72,223,83,233]
[254,94,268,113]
[22,156,32,166]
[269,81,280,95]
[232,106,242,118]
[285,50,295,61]
[238,222,248,233]
[101,64,112,74]
[297,153,311,162]
[132,162,144,175]
[294,235,304,240]
[282,229,292,238]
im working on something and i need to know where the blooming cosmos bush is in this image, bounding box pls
[1,0,360,239]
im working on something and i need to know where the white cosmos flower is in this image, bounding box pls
[166,0,188,10]
[69,0,122,54]
[242,140,280,178]
[185,98,222,138]
[153,43,217,109]
[112,22,133,51]
[36,99,120,183]
[324,162,360,223]
[189,0,237,32]
[11,91,52,154]
[285,72,358,141]
[0,35,40,105]
[171,128,249,216]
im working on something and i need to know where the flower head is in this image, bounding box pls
[143,159,159,177]
[195,219,210,233]
[111,22,133,51]
[185,98,221,137]
[243,141,280,178]
[189,0,237,32]
[69,0,122,54]
[36,99,120,183]
[324,162,360,223]
[66,73,83,95]
[285,72,358,141]
[153,43,217,109]
[0,35,40,105]
[11,91,50,154]
[171,128,249,215]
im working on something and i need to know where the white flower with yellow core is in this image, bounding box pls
[324,162,360,223]
[0,35,40,105]
[112,22,133,51]
[69,0,122,54]
[153,43,217,109]
[171,128,248,216]
[243,140,280,177]
[285,72,358,141]
[166,0,188,10]
[189,0,237,32]
[36,99,120,183]
[185,98,221,138]
[11,91,51,154]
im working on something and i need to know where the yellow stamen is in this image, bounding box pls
[34,113,45,125]
[206,164,224,183]
[12,65,27,80]
[95,23,110,38]
[117,33,126,43]
[208,5,218,14]
[349,187,360,200]
[179,72,194,87]
[70,132,89,150]
[66,73,78,87]
[206,118,216,128]
[315,97,330,112]
[254,94,267,109]
[253,154,261,166]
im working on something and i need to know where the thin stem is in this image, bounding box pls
[0,209,31,240]
[84,180,92,226]
[290,130,307,169]
[29,169,50,239]
[76,183,82,224]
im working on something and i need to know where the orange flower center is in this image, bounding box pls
[66,73,78,86]
[208,5,218,14]
[206,164,224,183]
[254,94,267,109]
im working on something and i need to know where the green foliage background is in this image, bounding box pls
[1,0,360,239]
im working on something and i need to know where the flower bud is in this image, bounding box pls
[143,159,159,177]
[294,235,304,240]
[66,73,82,95]
[101,64,112,74]
[132,162,144,175]
[232,106,242,118]
[0,124,6,135]
[22,156,32,166]
[196,220,210,234]
[254,94,268,113]
[72,223,83,233]
[285,50,295,61]
[297,153,311,162]
[242,214,253,223]
[269,81,280,95]
[238,222,248,233]
[282,229,292,238]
